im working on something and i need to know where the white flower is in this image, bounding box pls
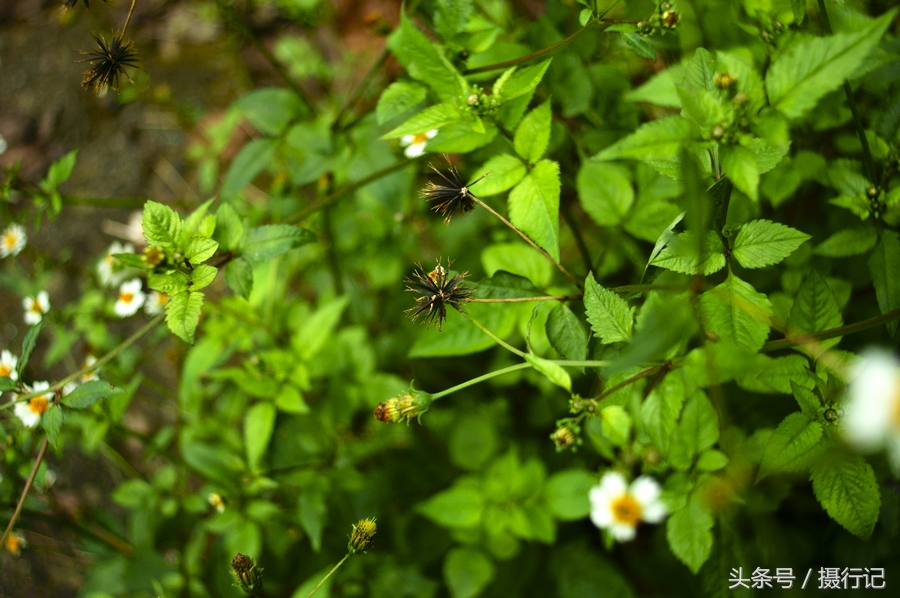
[400,129,437,158]
[62,381,78,397]
[97,241,135,287]
[208,493,226,513]
[23,291,50,325]
[4,531,26,556]
[144,291,168,315]
[115,278,145,317]
[0,350,18,381]
[13,381,52,428]
[80,355,99,383]
[1,224,27,258]
[0,134,7,156]
[842,350,900,470]
[589,471,666,542]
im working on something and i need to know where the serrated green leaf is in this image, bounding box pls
[722,145,759,202]
[498,59,552,100]
[766,11,895,119]
[17,322,41,378]
[546,304,587,362]
[0,377,16,392]
[142,200,183,252]
[814,226,877,257]
[788,270,843,348]
[243,225,316,262]
[190,264,218,291]
[468,154,526,197]
[593,116,694,163]
[869,230,900,336]
[382,103,462,139]
[417,484,484,528]
[600,405,631,446]
[669,392,719,470]
[745,138,790,175]
[434,0,473,40]
[474,270,542,298]
[577,162,634,227]
[444,547,494,598]
[732,219,810,268]
[245,401,276,471]
[525,354,571,392]
[811,452,880,540]
[165,291,205,344]
[791,381,820,418]
[583,273,633,344]
[376,80,428,124]
[184,235,218,264]
[391,12,463,103]
[651,230,726,275]
[622,32,655,60]
[148,271,190,295]
[221,139,276,198]
[697,449,729,471]
[757,413,823,481]
[42,404,63,448]
[627,68,682,108]
[667,495,714,573]
[699,274,772,351]
[681,48,716,92]
[545,469,595,520]
[214,202,244,251]
[642,374,686,454]
[514,100,551,164]
[62,380,124,409]
[225,257,253,299]
[237,88,305,136]
[508,159,561,261]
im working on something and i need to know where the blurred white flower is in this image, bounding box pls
[144,291,168,316]
[842,350,900,471]
[13,381,52,428]
[1,224,27,258]
[115,278,145,317]
[208,493,225,513]
[80,355,99,383]
[400,129,437,158]
[0,350,18,381]
[589,471,666,542]
[4,531,26,556]
[23,291,50,325]
[0,134,7,155]
[97,241,135,287]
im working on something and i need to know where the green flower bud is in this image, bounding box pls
[231,553,263,594]
[348,518,377,555]
[374,385,434,424]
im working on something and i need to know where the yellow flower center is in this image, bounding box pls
[28,301,43,314]
[5,534,22,555]
[411,132,429,144]
[611,494,642,527]
[120,291,134,303]
[2,233,16,249]
[0,364,10,377]
[105,253,116,265]
[156,293,168,306]
[29,396,49,415]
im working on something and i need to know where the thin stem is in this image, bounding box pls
[288,157,422,223]
[471,195,582,290]
[0,437,49,552]
[432,362,532,400]
[817,0,877,183]
[121,0,137,36]
[610,284,692,294]
[470,295,581,303]
[595,365,660,401]
[561,200,593,275]
[307,554,350,598]
[462,312,527,357]
[333,49,389,131]
[465,18,598,74]
[549,359,610,368]
[761,307,900,353]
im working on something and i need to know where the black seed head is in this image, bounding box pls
[80,32,139,95]
[419,155,489,225]
[404,259,474,331]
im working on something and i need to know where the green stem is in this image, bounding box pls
[551,359,610,368]
[610,284,691,294]
[817,0,877,184]
[761,306,900,353]
[463,312,527,357]
[0,437,48,553]
[465,18,598,74]
[470,295,581,303]
[333,49,389,131]
[432,363,532,400]
[121,0,137,36]
[307,554,350,598]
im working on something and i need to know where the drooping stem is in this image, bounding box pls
[761,307,900,353]
[462,312,527,357]
[0,438,48,552]
[471,195,582,290]
[306,554,350,598]
[432,362,532,400]
[470,295,581,303]
[121,0,138,36]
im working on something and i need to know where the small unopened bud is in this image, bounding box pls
[867,187,879,199]
[733,92,749,106]
[715,73,736,89]
[637,20,653,35]
[644,448,661,465]
[467,94,479,107]
[348,518,377,554]
[661,10,680,29]
[552,426,577,451]
[824,408,839,422]
[374,387,433,424]
[711,124,726,139]
[208,493,225,513]
[143,245,164,268]
[231,553,263,594]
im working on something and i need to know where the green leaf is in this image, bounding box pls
[392,12,463,103]
[148,271,190,295]
[294,296,349,360]
[42,404,63,448]
[382,103,462,139]
[498,59,552,100]
[642,374,686,454]
[184,235,219,264]
[214,203,245,251]
[474,270,542,298]
[17,322,41,378]
[600,405,632,446]
[376,80,428,124]
[622,32,656,60]
[651,230,726,275]
[546,304,587,362]
[791,381,820,418]
[142,200,183,252]
[814,226,877,257]
[243,225,316,262]
[699,274,772,352]
[593,116,694,163]
[757,413,823,481]
[583,272,633,344]
[731,219,810,268]
[869,230,900,336]
[180,198,215,245]
[788,270,843,348]
[667,495,714,574]
[577,162,634,227]
[544,470,595,520]
[244,402,276,471]
[722,145,759,202]
[165,291,205,344]
[0,377,16,392]
[225,257,254,299]
[525,354,571,392]
[811,452,880,540]
[190,264,218,291]
[514,100,551,164]
[696,449,729,471]
[298,491,326,552]
[681,48,716,91]
[434,0,474,40]
[508,159,561,261]
[237,88,305,136]
[766,11,895,119]
[468,154,526,197]
[43,149,78,189]
[669,392,719,470]
[417,484,484,528]
[444,548,495,598]
[221,139,277,198]
[62,380,124,409]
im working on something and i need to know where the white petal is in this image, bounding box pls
[641,500,667,524]
[630,476,662,506]
[400,135,415,146]
[598,471,628,497]
[404,143,426,158]
[843,351,900,450]
[37,291,49,311]
[425,129,438,139]
[14,401,40,428]
[610,522,637,542]
[588,486,614,528]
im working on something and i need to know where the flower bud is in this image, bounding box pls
[552,425,576,450]
[143,245,164,268]
[348,518,377,554]
[231,553,263,594]
[467,94,480,107]
[374,386,433,424]
[661,10,680,29]
[714,73,736,89]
